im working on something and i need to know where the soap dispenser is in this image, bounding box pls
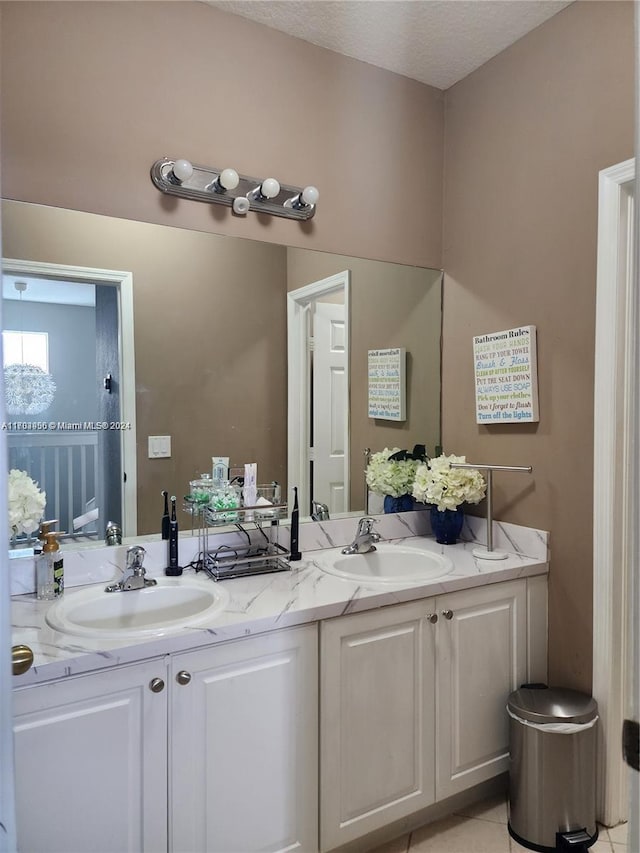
[35,520,58,600]
[42,532,65,598]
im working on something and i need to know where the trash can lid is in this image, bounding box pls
[507,686,598,724]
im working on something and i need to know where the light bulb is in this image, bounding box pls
[171,159,194,183]
[301,185,319,206]
[219,168,239,191]
[284,184,320,211]
[260,178,280,199]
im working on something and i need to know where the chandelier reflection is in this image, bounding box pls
[4,281,56,415]
[5,363,56,415]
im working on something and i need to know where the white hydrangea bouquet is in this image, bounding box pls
[366,447,421,498]
[8,469,46,539]
[412,453,486,511]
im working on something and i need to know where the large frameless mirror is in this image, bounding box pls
[2,199,442,545]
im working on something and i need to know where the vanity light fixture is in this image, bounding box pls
[150,158,318,220]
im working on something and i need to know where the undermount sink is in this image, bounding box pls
[317,543,454,585]
[45,576,229,639]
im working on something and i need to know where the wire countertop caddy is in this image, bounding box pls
[183,482,290,580]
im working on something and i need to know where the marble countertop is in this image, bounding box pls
[12,524,548,688]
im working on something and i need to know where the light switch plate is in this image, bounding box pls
[148,435,171,458]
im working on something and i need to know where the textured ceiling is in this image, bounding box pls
[207,0,573,90]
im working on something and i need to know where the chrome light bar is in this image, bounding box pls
[150,158,318,221]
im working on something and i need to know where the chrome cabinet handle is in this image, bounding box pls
[149,678,165,693]
[442,609,454,620]
[12,644,34,676]
[176,670,191,686]
[427,613,438,624]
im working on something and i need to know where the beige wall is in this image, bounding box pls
[2,201,287,535]
[0,1,444,269]
[442,0,634,691]
[287,248,442,508]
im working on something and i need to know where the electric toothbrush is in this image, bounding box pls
[290,486,301,561]
[161,490,170,540]
[165,495,183,576]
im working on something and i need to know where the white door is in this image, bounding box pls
[170,625,318,853]
[0,295,15,851]
[13,660,168,853]
[287,271,350,517]
[313,302,348,514]
[435,579,527,800]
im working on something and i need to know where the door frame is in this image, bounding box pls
[287,271,350,514]
[593,157,635,825]
[2,259,137,537]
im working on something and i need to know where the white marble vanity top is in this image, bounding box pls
[11,512,549,687]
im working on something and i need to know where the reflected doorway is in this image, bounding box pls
[287,271,350,517]
[2,260,137,539]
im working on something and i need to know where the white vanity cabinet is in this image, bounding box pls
[320,599,437,851]
[169,624,318,853]
[435,580,527,800]
[13,624,318,853]
[319,578,531,851]
[13,658,168,853]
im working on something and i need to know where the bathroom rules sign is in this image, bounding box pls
[473,326,539,424]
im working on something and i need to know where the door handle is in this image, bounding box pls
[442,609,454,620]
[12,644,34,676]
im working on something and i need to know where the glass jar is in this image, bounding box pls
[209,481,241,522]
[189,473,214,506]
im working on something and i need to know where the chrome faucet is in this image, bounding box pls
[105,545,158,592]
[341,517,381,555]
[311,500,330,521]
[105,521,122,546]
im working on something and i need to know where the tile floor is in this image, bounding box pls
[369,792,628,853]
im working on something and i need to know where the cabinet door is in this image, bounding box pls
[320,600,436,851]
[13,659,168,853]
[170,624,318,853]
[436,579,527,799]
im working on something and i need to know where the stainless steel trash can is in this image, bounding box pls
[507,686,598,852]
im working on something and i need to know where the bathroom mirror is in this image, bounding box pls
[2,199,442,539]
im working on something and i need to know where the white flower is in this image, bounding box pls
[412,454,486,511]
[366,447,420,497]
[8,469,46,537]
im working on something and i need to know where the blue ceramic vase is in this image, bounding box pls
[430,506,464,544]
[383,494,414,513]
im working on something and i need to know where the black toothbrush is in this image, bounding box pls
[289,486,301,561]
[161,490,170,540]
[165,495,183,576]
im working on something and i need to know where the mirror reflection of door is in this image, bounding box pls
[288,271,350,517]
[2,269,124,541]
[312,301,347,515]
